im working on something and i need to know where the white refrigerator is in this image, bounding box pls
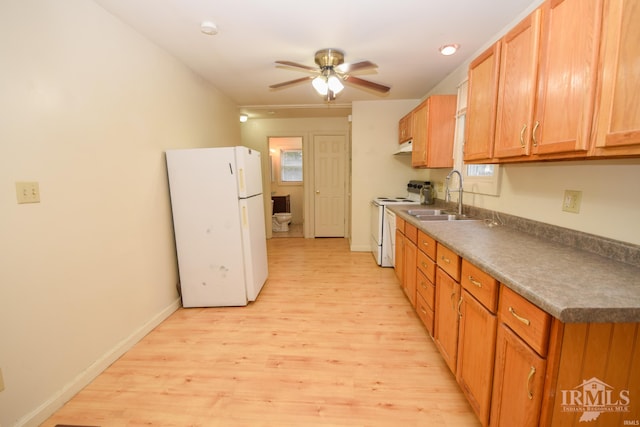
[165,146,269,307]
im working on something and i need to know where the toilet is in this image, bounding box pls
[271,199,292,232]
[272,212,292,232]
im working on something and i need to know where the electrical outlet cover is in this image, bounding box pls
[562,190,582,213]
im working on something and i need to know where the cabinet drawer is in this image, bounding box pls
[461,260,499,313]
[499,286,551,357]
[417,230,436,259]
[396,216,405,232]
[404,222,418,244]
[416,269,435,310]
[416,292,434,336]
[436,243,461,282]
[417,250,436,283]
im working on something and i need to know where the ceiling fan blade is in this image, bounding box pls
[335,60,377,74]
[343,75,390,93]
[269,76,314,89]
[275,60,318,72]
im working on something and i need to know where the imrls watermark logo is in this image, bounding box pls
[561,377,631,422]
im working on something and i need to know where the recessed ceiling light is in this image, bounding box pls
[200,21,218,35]
[439,44,459,56]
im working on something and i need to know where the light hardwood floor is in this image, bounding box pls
[43,238,480,427]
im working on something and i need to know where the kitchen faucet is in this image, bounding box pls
[445,169,464,216]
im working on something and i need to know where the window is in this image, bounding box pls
[280,149,303,183]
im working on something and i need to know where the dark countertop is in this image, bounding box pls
[389,205,640,323]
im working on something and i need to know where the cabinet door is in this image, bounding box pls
[403,239,417,307]
[411,100,429,167]
[434,268,461,374]
[398,112,413,144]
[394,229,404,284]
[457,290,497,426]
[592,0,640,156]
[494,9,541,159]
[532,0,603,156]
[412,96,456,168]
[426,95,457,168]
[490,324,546,427]
[465,42,501,162]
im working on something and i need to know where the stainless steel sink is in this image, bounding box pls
[406,208,446,216]
[406,209,477,221]
[415,214,477,221]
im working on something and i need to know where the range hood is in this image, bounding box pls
[394,140,412,154]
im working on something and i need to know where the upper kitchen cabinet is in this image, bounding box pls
[464,42,501,162]
[591,0,640,157]
[493,8,541,160]
[531,0,603,157]
[470,0,605,163]
[398,111,413,144]
[411,95,457,168]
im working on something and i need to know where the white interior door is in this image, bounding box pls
[313,135,346,237]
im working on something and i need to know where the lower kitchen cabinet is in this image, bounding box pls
[490,324,547,427]
[403,237,417,307]
[394,217,405,284]
[457,289,497,426]
[415,231,436,334]
[434,267,461,374]
[393,216,640,427]
[456,260,499,426]
[395,217,417,308]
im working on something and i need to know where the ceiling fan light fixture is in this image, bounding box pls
[312,76,329,95]
[327,75,344,94]
[439,44,459,56]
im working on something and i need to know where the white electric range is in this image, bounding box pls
[370,181,431,267]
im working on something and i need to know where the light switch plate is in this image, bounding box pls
[16,181,40,204]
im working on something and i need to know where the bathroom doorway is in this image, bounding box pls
[268,136,304,237]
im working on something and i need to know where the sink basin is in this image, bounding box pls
[407,208,477,221]
[406,208,446,216]
[416,214,477,221]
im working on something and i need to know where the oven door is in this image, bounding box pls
[381,207,396,267]
[370,201,383,265]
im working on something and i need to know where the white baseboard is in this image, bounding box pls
[17,298,181,427]
[350,244,372,252]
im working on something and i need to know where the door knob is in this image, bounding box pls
[315,190,320,194]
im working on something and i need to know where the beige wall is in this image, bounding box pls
[0,1,240,425]
[350,99,435,251]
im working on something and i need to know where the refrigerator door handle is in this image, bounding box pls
[238,168,245,193]
[241,205,248,227]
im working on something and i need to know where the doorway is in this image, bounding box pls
[268,137,304,237]
[313,134,347,237]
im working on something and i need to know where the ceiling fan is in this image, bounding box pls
[269,48,391,101]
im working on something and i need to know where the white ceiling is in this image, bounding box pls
[93,0,537,119]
